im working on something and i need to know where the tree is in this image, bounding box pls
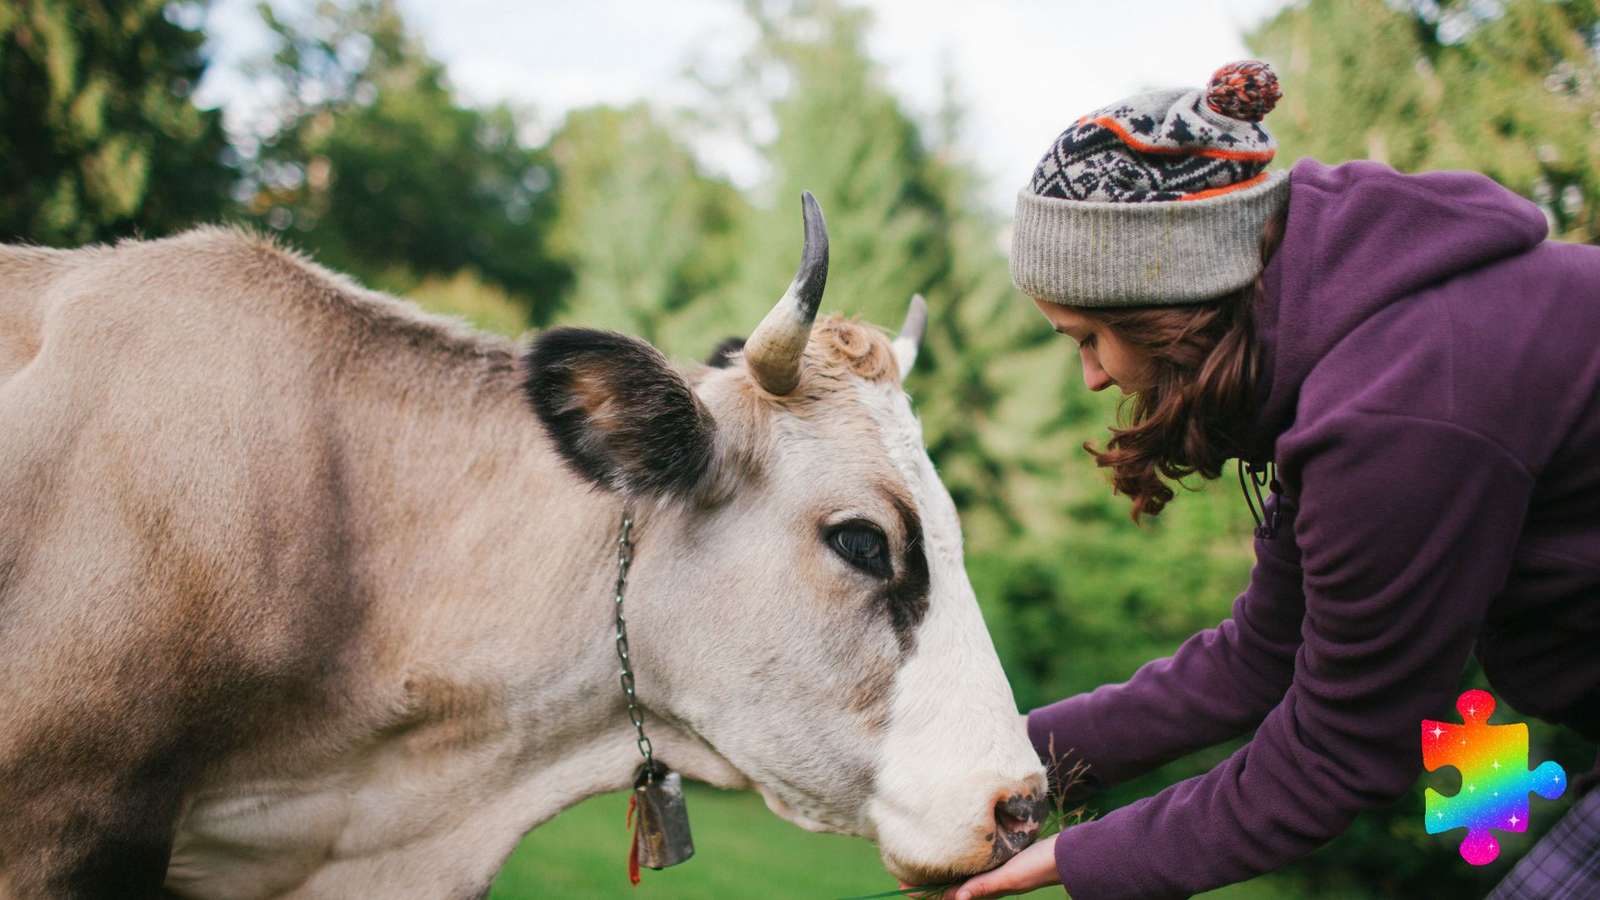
[0,0,232,244]
[1248,0,1600,241]
[689,0,1034,538]
[705,0,951,330]
[245,0,569,322]
[545,105,746,345]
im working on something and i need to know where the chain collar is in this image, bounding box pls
[611,509,657,779]
[610,509,696,876]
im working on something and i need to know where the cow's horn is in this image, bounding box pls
[893,293,927,378]
[745,192,829,395]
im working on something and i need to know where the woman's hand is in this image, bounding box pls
[946,833,1061,899]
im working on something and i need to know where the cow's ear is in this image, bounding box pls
[704,336,745,368]
[523,328,715,497]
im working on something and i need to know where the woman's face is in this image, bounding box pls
[1031,297,1151,393]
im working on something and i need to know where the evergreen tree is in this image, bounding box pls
[1248,0,1600,241]
[0,0,232,244]
[711,0,950,331]
[691,0,1028,541]
[545,105,746,345]
[246,0,570,322]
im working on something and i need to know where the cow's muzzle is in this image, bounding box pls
[990,793,1050,865]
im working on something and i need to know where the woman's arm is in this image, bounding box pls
[1043,412,1533,900]
[1027,491,1307,795]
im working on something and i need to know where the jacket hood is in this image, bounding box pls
[1248,158,1549,460]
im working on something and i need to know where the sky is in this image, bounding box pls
[196,0,1285,214]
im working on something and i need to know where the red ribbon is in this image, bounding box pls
[626,792,641,886]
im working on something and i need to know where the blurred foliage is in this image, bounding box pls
[244,0,570,322]
[3,0,1594,897]
[1249,0,1600,241]
[546,104,747,344]
[396,267,533,337]
[0,0,232,244]
[699,0,1030,538]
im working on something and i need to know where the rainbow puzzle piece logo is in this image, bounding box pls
[1422,689,1567,865]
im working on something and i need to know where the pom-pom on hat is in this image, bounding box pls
[1206,59,1282,122]
[1012,60,1291,307]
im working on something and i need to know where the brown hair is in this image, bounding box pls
[1083,209,1287,520]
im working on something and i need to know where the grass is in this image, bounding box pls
[490,783,1323,899]
[491,784,889,899]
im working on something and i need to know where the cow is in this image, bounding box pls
[0,193,1048,899]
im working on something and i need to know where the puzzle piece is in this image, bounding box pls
[1422,689,1567,865]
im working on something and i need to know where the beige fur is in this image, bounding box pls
[0,228,1042,898]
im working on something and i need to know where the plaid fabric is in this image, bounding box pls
[1486,787,1600,899]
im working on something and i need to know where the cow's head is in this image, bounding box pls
[524,194,1046,884]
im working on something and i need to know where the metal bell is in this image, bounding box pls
[633,763,694,869]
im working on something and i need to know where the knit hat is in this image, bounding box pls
[1011,60,1291,307]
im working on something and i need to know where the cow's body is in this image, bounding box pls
[0,229,669,897]
[0,219,1045,899]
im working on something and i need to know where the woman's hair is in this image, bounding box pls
[1083,208,1287,521]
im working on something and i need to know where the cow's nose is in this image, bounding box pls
[991,793,1049,864]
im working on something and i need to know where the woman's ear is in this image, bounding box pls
[522,328,716,497]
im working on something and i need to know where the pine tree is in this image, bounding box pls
[1248,0,1600,241]
[709,0,950,331]
[545,105,746,345]
[246,0,570,322]
[0,0,232,244]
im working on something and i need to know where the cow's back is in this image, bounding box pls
[0,243,75,381]
[0,229,377,898]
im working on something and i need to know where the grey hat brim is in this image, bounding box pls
[1010,170,1290,307]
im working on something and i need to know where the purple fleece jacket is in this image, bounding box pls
[1027,158,1600,899]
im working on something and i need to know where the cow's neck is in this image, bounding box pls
[172,348,745,896]
[332,350,746,829]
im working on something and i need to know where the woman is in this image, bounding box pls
[952,62,1600,899]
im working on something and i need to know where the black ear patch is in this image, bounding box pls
[705,336,745,368]
[524,328,716,496]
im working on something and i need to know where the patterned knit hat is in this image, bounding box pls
[1011,60,1291,307]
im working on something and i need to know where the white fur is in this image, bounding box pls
[857,379,1048,877]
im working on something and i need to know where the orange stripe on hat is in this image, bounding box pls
[1180,171,1270,201]
[1089,116,1276,163]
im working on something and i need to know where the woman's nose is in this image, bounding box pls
[1082,357,1112,392]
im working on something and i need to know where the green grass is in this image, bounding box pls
[490,784,1321,899]
[491,784,891,899]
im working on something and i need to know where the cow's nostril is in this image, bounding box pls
[994,794,1049,841]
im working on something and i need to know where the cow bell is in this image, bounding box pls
[633,762,695,871]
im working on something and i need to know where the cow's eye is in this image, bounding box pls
[827,522,891,578]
